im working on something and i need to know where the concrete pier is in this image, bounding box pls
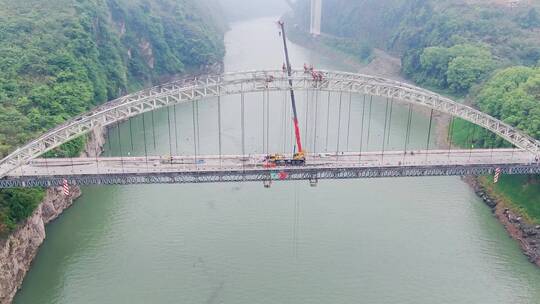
[310,0,322,36]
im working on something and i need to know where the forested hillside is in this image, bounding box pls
[0,0,225,235]
[289,0,540,221]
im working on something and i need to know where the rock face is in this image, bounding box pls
[0,126,105,304]
[494,205,540,266]
[83,126,107,158]
[0,187,81,304]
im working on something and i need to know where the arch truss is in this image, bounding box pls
[1,69,539,178]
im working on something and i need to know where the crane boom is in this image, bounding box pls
[278,21,303,154]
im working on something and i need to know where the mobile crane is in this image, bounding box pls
[265,21,306,167]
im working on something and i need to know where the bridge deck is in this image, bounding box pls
[1,149,539,188]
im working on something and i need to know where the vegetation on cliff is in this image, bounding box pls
[0,0,225,235]
[0,189,44,236]
[477,67,540,140]
[408,44,495,94]
[451,66,540,149]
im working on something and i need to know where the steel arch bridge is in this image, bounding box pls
[0,69,539,187]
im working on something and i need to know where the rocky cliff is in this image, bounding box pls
[0,187,81,304]
[0,126,105,304]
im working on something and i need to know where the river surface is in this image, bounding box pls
[15,17,540,304]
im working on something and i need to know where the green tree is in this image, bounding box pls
[417,44,494,93]
[476,66,540,139]
[519,8,540,29]
[447,55,493,93]
[0,189,44,233]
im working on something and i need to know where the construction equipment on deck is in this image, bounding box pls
[265,153,305,166]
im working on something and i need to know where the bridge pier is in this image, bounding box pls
[310,0,322,36]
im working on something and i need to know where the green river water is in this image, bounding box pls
[14,17,540,304]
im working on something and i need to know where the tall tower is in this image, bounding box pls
[310,0,322,36]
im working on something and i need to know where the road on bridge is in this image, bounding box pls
[7,149,538,178]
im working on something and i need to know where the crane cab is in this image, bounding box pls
[265,152,305,166]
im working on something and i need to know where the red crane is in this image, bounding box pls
[278,21,304,158]
[265,21,306,167]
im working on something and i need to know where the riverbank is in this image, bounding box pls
[288,31,540,266]
[465,176,540,266]
[0,127,106,304]
[288,29,405,82]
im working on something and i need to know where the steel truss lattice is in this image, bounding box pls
[1,163,539,188]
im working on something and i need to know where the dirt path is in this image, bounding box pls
[357,48,407,82]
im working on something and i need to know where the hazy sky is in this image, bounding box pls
[218,0,290,21]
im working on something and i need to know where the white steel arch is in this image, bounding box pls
[1,69,539,178]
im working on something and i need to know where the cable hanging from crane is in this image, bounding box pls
[359,95,366,162]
